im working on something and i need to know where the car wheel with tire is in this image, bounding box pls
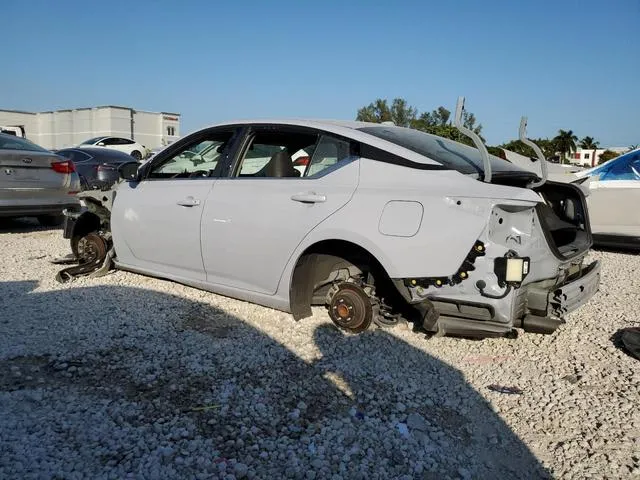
[131,150,142,160]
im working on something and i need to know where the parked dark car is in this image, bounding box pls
[55,147,140,190]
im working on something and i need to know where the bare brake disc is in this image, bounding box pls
[55,233,109,283]
[327,282,374,333]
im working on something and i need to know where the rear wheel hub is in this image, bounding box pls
[328,282,373,333]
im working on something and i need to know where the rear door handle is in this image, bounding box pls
[176,197,201,207]
[291,193,326,204]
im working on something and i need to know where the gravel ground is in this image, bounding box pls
[0,219,638,480]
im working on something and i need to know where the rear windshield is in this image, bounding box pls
[358,125,528,176]
[0,134,49,153]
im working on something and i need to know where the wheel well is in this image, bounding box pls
[289,240,392,321]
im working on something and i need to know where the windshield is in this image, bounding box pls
[358,125,529,176]
[0,134,50,153]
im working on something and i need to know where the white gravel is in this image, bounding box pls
[1,219,639,479]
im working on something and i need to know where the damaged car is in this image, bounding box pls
[57,98,601,338]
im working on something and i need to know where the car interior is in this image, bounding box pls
[145,128,353,181]
[235,131,350,179]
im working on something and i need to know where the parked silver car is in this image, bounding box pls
[58,106,601,338]
[0,133,81,226]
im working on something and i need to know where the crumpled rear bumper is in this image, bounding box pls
[524,259,601,319]
[547,260,601,317]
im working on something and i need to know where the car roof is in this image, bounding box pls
[195,118,446,166]
[196,118,531,176]
[59,146,136,160]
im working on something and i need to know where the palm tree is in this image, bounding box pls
[579,136,600,167]
[554,130,578,164]
[628,144,639,152]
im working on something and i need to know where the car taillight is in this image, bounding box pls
[51,160,75,174]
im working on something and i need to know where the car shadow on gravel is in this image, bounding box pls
[0,280,550,479]
[0,217,62,233]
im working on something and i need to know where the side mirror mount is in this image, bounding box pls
[119,161,140,182]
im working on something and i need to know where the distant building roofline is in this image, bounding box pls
[0,108,36,115]
[2,106,180,116]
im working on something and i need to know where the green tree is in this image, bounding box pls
[411,107,484,147]
[356,98,417,127]
[389,98,417,127]
[628,144,639,152]
[553,130,578,164]
[355,98,484,147]
[579,136,600,167]
[598,150,620,165]
[356,98,392,123]
[498,138,558,161]
[486,146,506,159]
[414,106,451,127]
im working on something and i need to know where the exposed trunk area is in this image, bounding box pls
[532,181,592,259]
[482,173,592,259]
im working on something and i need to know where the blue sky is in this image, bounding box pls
[3,0,639,146]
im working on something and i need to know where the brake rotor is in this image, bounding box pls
[328,282,373,334]
[76,232,107,264]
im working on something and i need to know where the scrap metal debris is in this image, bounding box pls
[487,384,524,395]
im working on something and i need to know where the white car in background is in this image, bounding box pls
[573,147,640,248]
[78,136,150,160]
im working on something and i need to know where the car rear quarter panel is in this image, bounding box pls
[276,159,543,300]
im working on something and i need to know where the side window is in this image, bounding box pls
[147,132,234,179]
[234,130,318,178]
[100,138,116,146]
[121,138,135,145]
[304,135,353,177]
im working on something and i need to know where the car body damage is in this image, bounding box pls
[55,188,116,282]
[55,98,602,339]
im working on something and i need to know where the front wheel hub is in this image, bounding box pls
[76,232,107,264]
[328,282,373,334]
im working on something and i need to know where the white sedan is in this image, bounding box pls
[58,114,601,339]
[574,147,640,248]
[78,136,149,160]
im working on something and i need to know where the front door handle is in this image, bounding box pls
[291,193,326,204]
[176,196,201,207]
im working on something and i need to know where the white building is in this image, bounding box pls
[569,147,629,167]
[0,105,180,150]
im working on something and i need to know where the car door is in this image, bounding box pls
[110,127,241,280]
[200,125,360,294]
[586,153,640,236]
